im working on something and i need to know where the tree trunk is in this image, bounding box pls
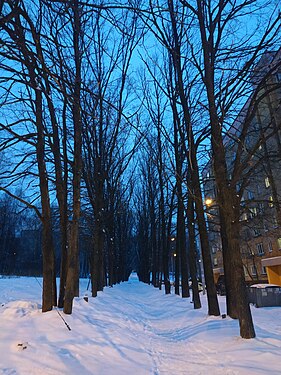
[29,21,67,308]
[64,0,82,314]
[58,98,69,307]
[190,144,220,316]
[35,87,56,312]
[177,186,190,298]
[231,203,256,338]
[187,179,201,309]
[195,0,255,337]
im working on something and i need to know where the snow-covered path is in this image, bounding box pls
[1,274,281,374]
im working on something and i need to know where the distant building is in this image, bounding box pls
[203,48,281,286]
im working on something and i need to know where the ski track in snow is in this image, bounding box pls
[1,274,281,374]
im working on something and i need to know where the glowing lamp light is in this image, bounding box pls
[205,198,213,206]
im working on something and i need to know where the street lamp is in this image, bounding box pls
[205,198,213,206]
[169,236,176,282]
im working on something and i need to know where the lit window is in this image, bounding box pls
[268,241,273,252]
[256,243,264,256]
[213,257,218,266]
[241,212,248,221]
[249,207,258,218]
[265,177,270,188]
[269,196,274,208]
[278,238,281,250]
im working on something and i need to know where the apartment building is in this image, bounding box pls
[203,47,281,286]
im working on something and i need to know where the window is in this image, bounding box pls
[241,212,248,221]
[273,216,278,228]
[256,243,264,256]
[264,222,269,232]
[265,177,270,188]
[258,203,264,214]
[211,246,216,254]
[247,191,254,200]
[249,207,258,218]
[244,265,249,276]
[269,196,274,208]
[261,266,267,275]
[268,241,273,252]
[236,182,241,193]
[277,238,281,250]
[251,265,257,276]
[213,257,218,266]
[254,228,261,237]
[241,247,247,256]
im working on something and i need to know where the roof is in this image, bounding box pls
[261,256,281,267]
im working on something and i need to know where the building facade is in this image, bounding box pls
[203,48,281,286]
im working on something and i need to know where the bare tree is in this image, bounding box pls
[81,6,141,296]
[179,0,280,338]
[138,0,219,312]
[0,2,57,311]
[63,0,83,314]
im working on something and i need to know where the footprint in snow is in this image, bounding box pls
[17,342,28,350]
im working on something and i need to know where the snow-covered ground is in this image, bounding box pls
[1,274,281,375]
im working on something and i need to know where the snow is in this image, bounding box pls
[250,284,281,288]
[1,274,281,374]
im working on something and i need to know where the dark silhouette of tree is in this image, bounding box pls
[179,0,280,338]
